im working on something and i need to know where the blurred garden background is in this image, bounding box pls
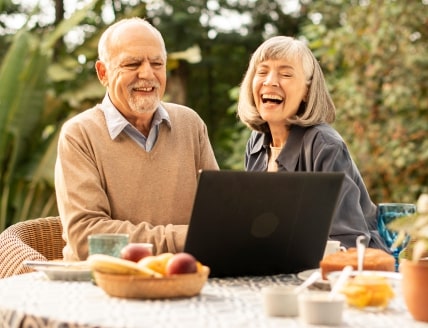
[0,0,427,231]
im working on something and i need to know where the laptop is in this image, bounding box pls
[184,170,345,277]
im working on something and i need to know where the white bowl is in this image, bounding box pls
[298,291,345,326]
[261,285,298,317]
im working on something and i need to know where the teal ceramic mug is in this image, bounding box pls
[88,233,129,258]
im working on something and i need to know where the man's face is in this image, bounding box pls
[96,22,167,118]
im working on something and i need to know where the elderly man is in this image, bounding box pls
[55,18,219,261]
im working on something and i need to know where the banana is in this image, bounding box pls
[87,254,162,277]
[138,252,174,275]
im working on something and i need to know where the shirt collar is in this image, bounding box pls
[276,125,306,171]
[249,125,307,171]
[248,132,271,155]
[100,93,171,140]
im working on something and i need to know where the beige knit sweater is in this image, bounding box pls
[55,102,219,261]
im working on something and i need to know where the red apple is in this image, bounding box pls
[120,243,152,262]
[165,252,197,276]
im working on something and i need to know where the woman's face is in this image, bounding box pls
[252,56,308,129]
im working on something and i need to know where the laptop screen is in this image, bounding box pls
[184,170,345,277]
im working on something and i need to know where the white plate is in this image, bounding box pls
[327,270,402,281]
[23,260,92,281]
[297,269,331,290]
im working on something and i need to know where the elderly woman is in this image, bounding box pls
[237,36,389,252]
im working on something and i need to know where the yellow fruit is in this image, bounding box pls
[138,252,174,276]
[341,275,395,308]
[87,254,161,277]
[341,285,371,307]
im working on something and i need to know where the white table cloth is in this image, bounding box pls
[0,272,427,328]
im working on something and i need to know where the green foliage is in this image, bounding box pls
[302,0,428,203]
[0,0,104,230]
[0,30,55,230]
[0,0,427,232]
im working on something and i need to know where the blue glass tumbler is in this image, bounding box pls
[377,203,416,271]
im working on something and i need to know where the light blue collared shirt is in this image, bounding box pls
[100,94,171,151]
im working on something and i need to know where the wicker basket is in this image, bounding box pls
[93,266,210,299]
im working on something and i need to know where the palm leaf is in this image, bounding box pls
[0,31,48,230]
[0,0,104,230]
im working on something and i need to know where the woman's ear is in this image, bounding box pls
[95,60,108,87]
[303,85,309,102]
